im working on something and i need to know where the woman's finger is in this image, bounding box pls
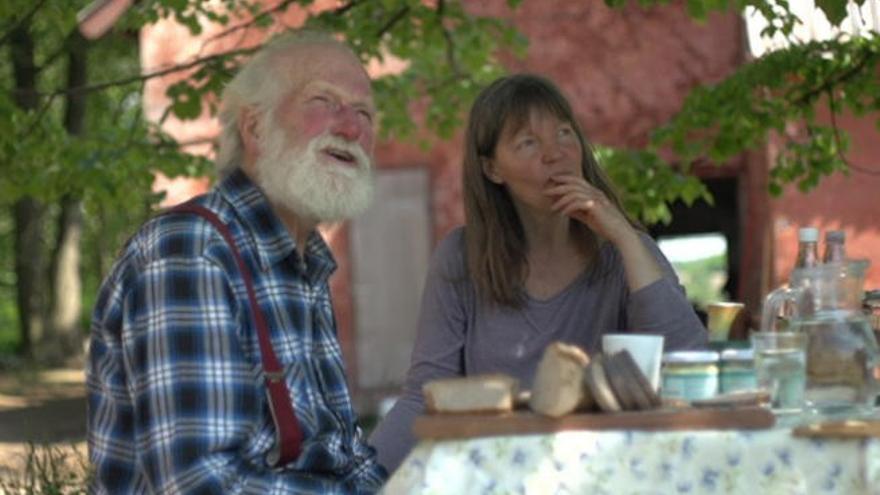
[549,185,593,208]
[546,190,593,207]
[557,194,596,217]
[561,199,596,218]
[550,174,600,192]
[544,181,579,193]
[551,193,580,212]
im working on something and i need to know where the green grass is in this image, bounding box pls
[670,253,729,309]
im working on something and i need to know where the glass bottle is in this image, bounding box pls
[822,230,846,264]
[773,227,819,331]
[795,227,820,269]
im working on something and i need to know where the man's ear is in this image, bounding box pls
[482,158,503,184]
[238,106,261,153]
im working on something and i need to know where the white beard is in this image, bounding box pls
[255,123,374,223]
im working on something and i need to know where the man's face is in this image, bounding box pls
[274,45,376,163]
[254,44,377,222]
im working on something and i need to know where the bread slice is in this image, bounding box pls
[423,374,519,414]
[603,352,638,411]
[613,350,662,409]
[584,355,622,413]
[529,342,594,417]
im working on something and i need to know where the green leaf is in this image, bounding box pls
[815,0,851,25]
[596,147,712,226]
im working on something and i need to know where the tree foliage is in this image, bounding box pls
[0,0,529,357]
[607,0,880,199]
[597,147,711,225]
[1,1,204,209]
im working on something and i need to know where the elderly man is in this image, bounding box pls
[87,32,386,493]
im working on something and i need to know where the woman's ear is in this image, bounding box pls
[482,158,503,184]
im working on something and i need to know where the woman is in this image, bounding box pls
[369,74,707,473]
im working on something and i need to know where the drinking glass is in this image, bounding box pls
[751,331,807,414]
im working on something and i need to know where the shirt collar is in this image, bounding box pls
[216,169,337,283]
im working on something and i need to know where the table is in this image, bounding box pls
[382,426,880,494]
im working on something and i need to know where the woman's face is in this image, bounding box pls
[485,109,583,214]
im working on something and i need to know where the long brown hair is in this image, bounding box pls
[462,73,637,307]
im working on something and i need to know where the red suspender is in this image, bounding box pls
[169,203,303,465]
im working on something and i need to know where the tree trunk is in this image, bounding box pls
[42,32,88,364]
[13,200,46,354]
[10,24,47,357]
[46,197,84,362]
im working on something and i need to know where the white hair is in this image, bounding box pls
[214,30,351,177]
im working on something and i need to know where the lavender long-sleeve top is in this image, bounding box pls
[369,227,707,473]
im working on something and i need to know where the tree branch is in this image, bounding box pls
[23,93,59,137]
[376,5,410,38]
[425,73,470,93]
[436,0,462,77]
[201,0,297,49]
[44,1,381,99]
[825,88,851,167]
[27,1,420,133]
[846,160,880,175]
[35,32,77,75]
[791,45,877,107]
[36,45,69,74]
[200,0,365,54]
[827,88,880,176]
[47,45,259,98]
[334,0,361,16]
[0,0,49,47]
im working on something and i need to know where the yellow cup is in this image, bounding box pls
[706,302,745,342]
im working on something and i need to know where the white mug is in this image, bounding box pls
[602,333,665,391]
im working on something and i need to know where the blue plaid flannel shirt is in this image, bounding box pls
[87,169,386,494]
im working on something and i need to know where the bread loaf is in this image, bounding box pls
[423,374,519,414]
[529,342,594,417]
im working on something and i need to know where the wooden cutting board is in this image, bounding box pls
[792,419,880,439]
[413,407,775,441]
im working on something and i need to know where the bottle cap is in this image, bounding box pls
[798,227,818,242]
[825,230,845,243]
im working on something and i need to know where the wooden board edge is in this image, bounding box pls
[413,407,776,441]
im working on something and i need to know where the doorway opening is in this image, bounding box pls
[649,177,741,317]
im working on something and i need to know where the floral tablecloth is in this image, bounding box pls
[382,428,880,494]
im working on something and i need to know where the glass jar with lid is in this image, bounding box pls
[661,351,719,401]
[720,348,756,394]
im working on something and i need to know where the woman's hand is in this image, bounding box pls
[544,174,664,291]
[544,174,636,245]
